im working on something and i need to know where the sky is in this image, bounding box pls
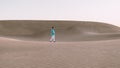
[0,0,120,26]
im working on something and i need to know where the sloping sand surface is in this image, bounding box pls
[0,20,120,68]
[0,38,120,68]
[0,20,120,41]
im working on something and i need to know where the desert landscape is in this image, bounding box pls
[0,20,120,68]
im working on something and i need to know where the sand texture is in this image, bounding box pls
[0,20,120,68]
[0,20,120,41]
[0,39,120,68]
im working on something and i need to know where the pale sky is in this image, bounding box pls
[0,0,120,26]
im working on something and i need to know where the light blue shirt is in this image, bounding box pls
[50,29,55,36]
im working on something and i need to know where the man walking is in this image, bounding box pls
[50,26,55,42]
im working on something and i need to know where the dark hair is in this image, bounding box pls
[52,26,54,29]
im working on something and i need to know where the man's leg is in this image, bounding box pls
[53,35,55,42]
[50,36,52,42]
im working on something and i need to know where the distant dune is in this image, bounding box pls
[0,20,120,41]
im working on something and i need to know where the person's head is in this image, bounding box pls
[52,26,54,29]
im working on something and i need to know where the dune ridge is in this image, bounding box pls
[0,20,120,41]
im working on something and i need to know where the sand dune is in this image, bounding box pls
[1,20,120,68]
[0,20,120,41]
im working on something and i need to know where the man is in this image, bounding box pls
[50,26,55,42]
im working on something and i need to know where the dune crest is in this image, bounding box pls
[0,37,20,41]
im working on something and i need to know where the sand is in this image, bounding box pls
[0,20,120,68]
[0,20,120,41]
[0,38,120,68]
